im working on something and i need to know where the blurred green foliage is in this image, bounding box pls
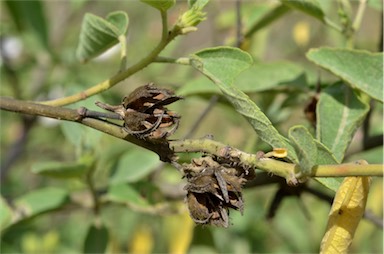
[1,0,382,253]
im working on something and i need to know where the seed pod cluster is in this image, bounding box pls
[96,83,182,139]
[183,156,255,227]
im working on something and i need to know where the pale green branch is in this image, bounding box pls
[1,97,383,181]
[39,10,177,107]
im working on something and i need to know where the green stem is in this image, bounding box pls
[154,56,191,65]
[352,0,367,33]
[39,10,176,107]
[324,17,343,33]
[85,166,100,215]
[1,97,383,179]
[118,35,127,71]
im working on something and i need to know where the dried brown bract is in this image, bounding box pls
[183,156,255,227]
[96,83,182,139]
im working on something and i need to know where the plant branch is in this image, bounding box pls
[154,56,191,65]
[1,97,383,179]
[39,11,178,107]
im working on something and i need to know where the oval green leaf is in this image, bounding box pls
[31,160,91,179]
[76,12,129,63]
[190,46,298,163]
[107,183,149,207]
[307,47,383,102]
[179,61,305,96]
[317,82,369,162]
[110,149,160,184]
[15,187,68,218]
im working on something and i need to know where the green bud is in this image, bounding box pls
[175,5,207,34]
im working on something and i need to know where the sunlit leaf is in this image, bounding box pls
[320,174,371,253]
[190,46,298,163]
[110,149,160,184]
[317,83,369,162]
[307,48,383,102]
[107,183,149,207]
[179,61,305,95]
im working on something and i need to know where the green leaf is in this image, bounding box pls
[110,149,160,184]
[4,0,49,50]
[83,223,109,254]
[288,125,317,174]
[0,197,13,231]
[107,183,149,207]
[313,141,343,192]
[141,0,175,11]
[76,12,129,63]
[317,83,369,162]
[307,48,383,102]
[31,159,91,179]
[15,187,68,218]
[245,4,291,36]
[179,61,305,96]
[281,0,325,21]
[188,0,209,9]
[106,11,129,36]
[190,46,298,163]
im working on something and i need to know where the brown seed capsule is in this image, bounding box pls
[95,83,182,139]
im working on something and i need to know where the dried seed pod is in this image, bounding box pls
[122,83,183,112]
[183,156,254,227]
[95,83,182,139]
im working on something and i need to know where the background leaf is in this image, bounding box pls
[190,47,298,163]
[4,0,49,50]
[179,61,305,96]
[245,4,291,36]
[0,197,13,231]
[15,187,68,219]
[83,223,109,254]
[317,83,369,162]
[288,125,317,174]
[281,0,324,21]
[140,0,175,11]
[307,48,383,102]
[110,149,160,184]
[107,183,149,207]
[31,160,91,179]
[76,12,129,63]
